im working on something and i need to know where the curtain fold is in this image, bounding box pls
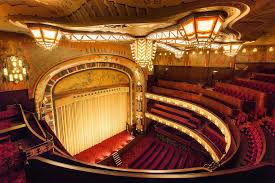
[55,87,129,155]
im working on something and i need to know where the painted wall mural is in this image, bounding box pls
[53,69,129,96]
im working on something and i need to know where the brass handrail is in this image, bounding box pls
[18,104,71,157]
[23,133,54,160]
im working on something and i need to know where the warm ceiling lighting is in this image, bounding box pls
[242,48,247,53]
[223,42,242,57]
[2,55,28,83]
[28,24,62,50]
[253,48,258,52]
[269,47,274,52]
[214,50,218,54]
[130,39,157,71]
[208,43,221,50]
[178,12,225,48]
[156,42,184,59]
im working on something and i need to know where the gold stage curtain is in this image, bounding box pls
[55,87,129,155]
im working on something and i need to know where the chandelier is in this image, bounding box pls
[222,42,242,57]
[28,24,62,50]
[2,56,28,83]
[178,12,225,48]
[130,39,157,71]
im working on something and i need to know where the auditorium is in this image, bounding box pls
[1,0,275,182]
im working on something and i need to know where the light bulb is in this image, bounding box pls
[3,68,8,76]
[18,60,23,67]
[19,74,23,81]
[23,68,27,75]
[9,74,14,81]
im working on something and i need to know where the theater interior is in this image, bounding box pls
[1,0,275,182]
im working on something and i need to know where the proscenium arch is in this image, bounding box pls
[52,68,133,136]
[34,54,146,133]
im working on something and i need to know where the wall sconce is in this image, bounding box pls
[2,55,28,83]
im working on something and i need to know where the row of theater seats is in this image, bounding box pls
[214,86,254,102]
[252,73,275,83]
[262,118,275,137]
[156,80,237,117]
[129,137,205,170]
[149,102,226,154]
[0,105,26,183]
[240,124,264,166]
[0,140,25,183]
[201,127,226,153]
[154,126,209,156]
[0,105,19,132]
[235,108,266,126]
[233,79,275,94]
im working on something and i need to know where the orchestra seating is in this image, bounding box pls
[127,135,207,169]
[240,123,265,166]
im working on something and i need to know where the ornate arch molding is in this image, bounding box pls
[34,54,146,133]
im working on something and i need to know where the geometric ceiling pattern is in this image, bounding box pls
[1,0,275,44]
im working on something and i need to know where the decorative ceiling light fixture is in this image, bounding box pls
[178,11,225,48]
[63,32,134,42]
[28,24,62,50]
[130,39,157,71]
[156,42,184,59]
[222,42,242,57]
[207,43,221,50]
[2,55,28,83]
[147,29,184,41]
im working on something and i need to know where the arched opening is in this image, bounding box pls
[34,55,146,143]
[52,69,131,155]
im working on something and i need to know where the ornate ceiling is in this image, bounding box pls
[0,0,275,44]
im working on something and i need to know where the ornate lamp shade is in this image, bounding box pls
[2,56,28,83]
[223,42,242,57]
[28,24,62,50]
[178,12,225,48]
[130,39,157,71]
